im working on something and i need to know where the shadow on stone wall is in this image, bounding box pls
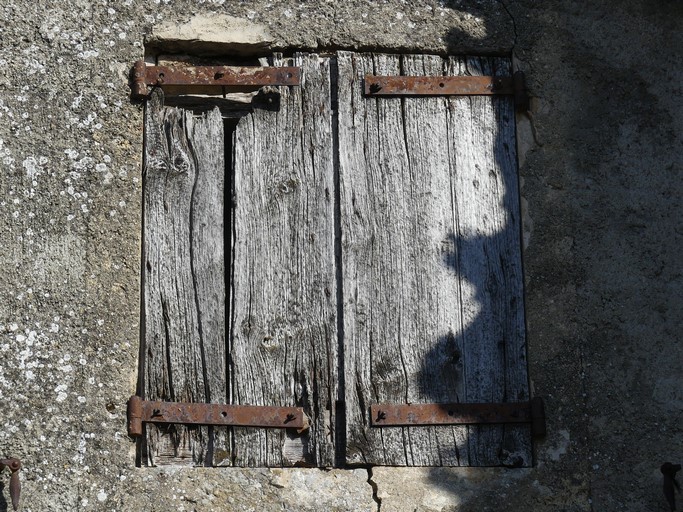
[433,0,683,510]
[0,481,8,512]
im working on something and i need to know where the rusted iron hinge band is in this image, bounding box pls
[131,61,302,99]
[127,396,307,436]
[364,71,528,109]
[371,397,546,437]
[0,458,21,511]
[364,75,513,96]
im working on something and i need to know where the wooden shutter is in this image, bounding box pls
[142,54,337,467]
[338,52,531,466]
[141,51,531,468]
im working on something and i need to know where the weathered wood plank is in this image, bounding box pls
[446,56,530,466]
[142,90,226,466]
[399,53,470,466]
[447,55,504,465]
[230,53,337,467]
[186,108,229,466]
[339,52,530,466]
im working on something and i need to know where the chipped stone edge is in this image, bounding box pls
[145,14,274,57]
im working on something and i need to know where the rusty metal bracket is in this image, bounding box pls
[0,458,21,511]
[364,71,529,110]
[371,397,546,438]
[127,396,309,436]
[131,61,301,99]
[364,75,513,96]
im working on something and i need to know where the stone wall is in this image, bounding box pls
[0,1,681,511]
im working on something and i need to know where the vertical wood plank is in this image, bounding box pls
[186,109,229,466]
[400,54,470,467]
[142,90,226,466]
[337,51,375,465]
[447,56,504,465]
[482,56,531,466]
[231,53,337,467]
[339,52,530,466]
[446,56,530,466]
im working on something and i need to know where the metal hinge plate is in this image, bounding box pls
[131,61,301,99]
[0,458,21,511]
[364,71,529,110]
[127,396,309,436]
[370,397,545,437]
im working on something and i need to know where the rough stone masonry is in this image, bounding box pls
[0,1,681,511]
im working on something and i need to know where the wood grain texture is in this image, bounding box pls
[142,90,226,466]
[338,52,529,466]
[230,53,337,467]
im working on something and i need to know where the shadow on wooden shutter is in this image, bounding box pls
[338,52,531,467]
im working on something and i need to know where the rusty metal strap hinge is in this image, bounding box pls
[371,397,546,438]
[127,396,309,436]
[0,458,21,511]
[364,71,529,110]
[131,61,301,100]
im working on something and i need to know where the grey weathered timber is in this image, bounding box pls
[230,53,337,467]
[142,90,227,466]
[338,52,530,466]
